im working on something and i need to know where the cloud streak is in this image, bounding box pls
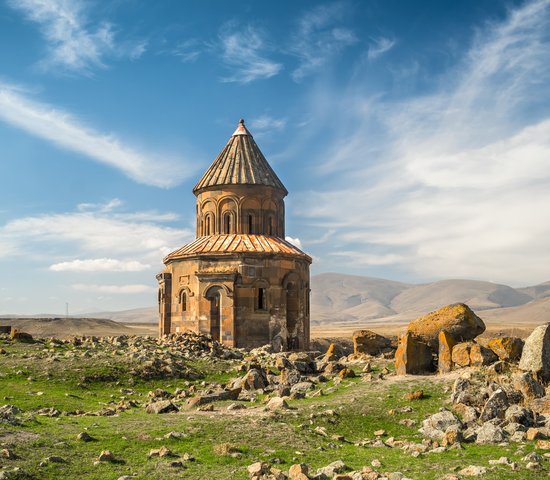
[291,3,357,81]
[8,0,144,74]
[299,0,550,286]
[219,24,282,83]
[367,36,396,60]
[72,283,154,294]
[0,84,193,187]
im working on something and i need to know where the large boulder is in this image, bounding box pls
[487,337,524,362]
[352,330,391,355]
[395,332,434,375]
[519,323,550,381]
[407,303,485,350]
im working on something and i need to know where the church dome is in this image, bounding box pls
[193,119,288,195]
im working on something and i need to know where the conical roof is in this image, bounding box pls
[193,119,288,195]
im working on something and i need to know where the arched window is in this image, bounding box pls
[180,291,187,312]
[205,215,211,236]
[223,212,234,234]
[248,214,254,234]
[267,216,274,235]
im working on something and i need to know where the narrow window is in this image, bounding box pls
[248,214,254,234]
[268,216,273,235]
[180,291,187,312]
[223,212,233,234]
[205,215,211,235]
[257,287,267,310]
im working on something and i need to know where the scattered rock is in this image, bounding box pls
[98,450,116,462]
[519,323,550,381]
[487,337,524,362]
[352,330,391,355]
[458,465,487,476]
[145,400,178,414]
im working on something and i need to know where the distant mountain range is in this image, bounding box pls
[310,273,550,326]
[3,273,549,327]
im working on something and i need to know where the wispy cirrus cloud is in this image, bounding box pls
[367,36,396,60]
[299,0,550,286]
[7,0,145,74]
[219,24,282,83]
[50,258,151,272]
[0,84,194,187]
[291,3,357,81]
[249,115,287,135]
[72,283,155,294]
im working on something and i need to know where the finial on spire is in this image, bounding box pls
[233,117,251,136]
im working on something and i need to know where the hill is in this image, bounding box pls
[0,317,156,337]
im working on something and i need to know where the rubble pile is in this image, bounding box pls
[420,370,550,446]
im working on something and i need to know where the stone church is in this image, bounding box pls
[157,119,311,350]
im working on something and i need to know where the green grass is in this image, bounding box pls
[0,338,547,479]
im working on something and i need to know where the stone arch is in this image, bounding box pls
[200,199,217,236]
[176,286,192,313]
[241,197,261,234]
[218,196,238,234]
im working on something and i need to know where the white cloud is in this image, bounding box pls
[8,0,144,74]
[299,0,550,286]
[0,84,193,187]
[367,36,396,60]
[72,283,155,294]
[291,3,358,81]
[285,236,302,249]
[0,202,192,266]
[172,39,202,63]
[250,115,287,134]
[50,258,151,272]
[219,24,282,83]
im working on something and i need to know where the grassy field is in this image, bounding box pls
[0,336,547,479]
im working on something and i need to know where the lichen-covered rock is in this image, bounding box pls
[469,343,498,367]
[407,303,485,350]
[438,330,456,374]
[420,410,462,441]
[487,337,524,362]
[480,389,509,422]
[395,333,434,375]
[504,405,534,427]
[512,372,545,401]
[475,423,506,444]
[519,323,550,381]
[452,342,474,368]
[352,330,391,355]
[242,368,269,390]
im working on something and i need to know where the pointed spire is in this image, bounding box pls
[193,119,287,195]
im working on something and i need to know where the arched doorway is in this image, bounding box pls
[286,281,299,350]
[205,286,222,341]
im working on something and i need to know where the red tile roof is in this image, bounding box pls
[164,234,311,263]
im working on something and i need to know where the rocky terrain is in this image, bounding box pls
[1,309,549,479]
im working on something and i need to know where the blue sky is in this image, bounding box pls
[1,0,549,314]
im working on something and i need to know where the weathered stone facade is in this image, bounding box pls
[157,120,311,350]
